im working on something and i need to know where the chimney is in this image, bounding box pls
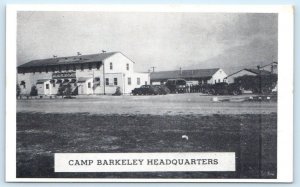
[102,50,106,53]
[53,55,57,58]
[257,65,260,70]
[180,67,182,75]
[77,52,82,56]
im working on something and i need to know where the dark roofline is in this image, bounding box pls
[260,61,278,69]
[151,68,221,74]
[18,51,120,68]
[225,68,271,78]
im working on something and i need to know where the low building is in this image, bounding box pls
[150,68,228,85]
[260,62,278,74]
[224,68,272,84]
[17,52,149,95]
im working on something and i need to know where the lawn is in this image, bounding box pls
[16,112,277,178]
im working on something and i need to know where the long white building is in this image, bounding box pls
[17,52,150,95]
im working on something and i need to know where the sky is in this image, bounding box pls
[17,11,278,74]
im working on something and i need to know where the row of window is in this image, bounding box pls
[20,62,102,74]
[109,62,130,71]
[104,77,140,86]
[19,76,142,91]
[20,62,131,74]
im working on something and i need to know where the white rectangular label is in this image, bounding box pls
[55,152,235,172]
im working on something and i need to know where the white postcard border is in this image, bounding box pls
[5,4,294,182]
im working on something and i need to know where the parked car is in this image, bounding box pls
[132,85,159,95]
[165,79,188,93]
[205,82,242,95]
[153,85,171,95]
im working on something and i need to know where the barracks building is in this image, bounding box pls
[150,68,228,85]
[17,52,150,95]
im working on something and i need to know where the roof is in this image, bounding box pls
[244,69,271,75]
[261,61,278,69]
[226,68,271,78]
[18,52,118,68]
[150,68,220,81]
[36,79,50,84]
[77,77,92,82]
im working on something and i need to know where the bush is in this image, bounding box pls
[30,86,38,96]
[113,86,122,96]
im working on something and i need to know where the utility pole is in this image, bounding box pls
[150,66,156,72]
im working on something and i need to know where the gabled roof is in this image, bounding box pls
[226,68,271,78]
[244,68,271,75]
[18,52,118,68]
[150,68,220,80]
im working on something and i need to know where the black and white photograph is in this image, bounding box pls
[6,5,293,182]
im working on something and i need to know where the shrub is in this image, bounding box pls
[30,86,38,96]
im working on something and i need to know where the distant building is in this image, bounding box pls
[17,52,149,95]
[224,68,273,84]
[260,62,278,74]
[150,68,228,85]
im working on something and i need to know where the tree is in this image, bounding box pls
[30,85,38,96]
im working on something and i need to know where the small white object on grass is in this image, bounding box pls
[182,135,189,141]
[249,96,253,100]
[212,97,218,102]
[267,96,271,100]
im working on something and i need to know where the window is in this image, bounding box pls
[114,78,118,85]
[73,64,76,71]
[88,82,91,88]
[88,63,92,70]
[46,84,49,89]
[128,77,131,85]
[145,81,147,85]
[53,82,56,87]
[137,77,140,85]
[218,79,220,83]
[80,64,84,71]
[106,78,109,85]
[215,80,217,84]
[20,81,26,89]
[96,62,101,70]
[95,77,100,81]
[126,63,129,71]
[110,62,113,70]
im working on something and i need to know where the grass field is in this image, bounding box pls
[16,112,277,178]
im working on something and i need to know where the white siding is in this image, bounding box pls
[208,69,228,84]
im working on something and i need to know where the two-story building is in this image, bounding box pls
[17,52,149,95]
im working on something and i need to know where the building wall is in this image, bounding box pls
[208,69,228,84]
[77,78,93,95]
[124,72,150,94]
[225,70,257,84]
[17,52,149,95]
[18,72,52,95]
[104,53,134,74]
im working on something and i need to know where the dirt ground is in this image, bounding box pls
[16,94,277,179]
[17,93,277,115]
